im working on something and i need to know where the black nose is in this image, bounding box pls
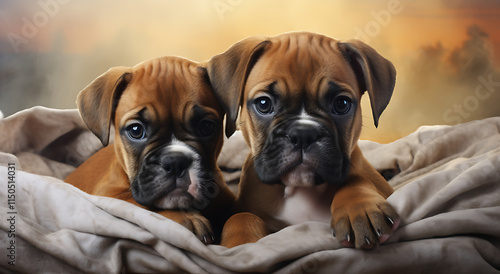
[161,153,192,177]
[286,123,320,150]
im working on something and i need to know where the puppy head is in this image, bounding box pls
[77,56,225,209]
[207,32,396,187]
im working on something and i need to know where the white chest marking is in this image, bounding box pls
[276,186,332,225]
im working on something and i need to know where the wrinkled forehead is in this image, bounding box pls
[246,34,358,98]
[129,57,205,100]
[115,58,221,122]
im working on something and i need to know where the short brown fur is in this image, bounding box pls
[207,32,399,249]
[66,56,235,242]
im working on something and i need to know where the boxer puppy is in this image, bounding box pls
[207,32,400,249]
[65,56,235,244]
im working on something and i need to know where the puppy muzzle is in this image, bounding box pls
[254,118,350,186]
[131,144,204,210]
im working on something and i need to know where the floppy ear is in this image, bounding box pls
[206,37,270,137]
[76,67,132,146]
[339,40,396,127]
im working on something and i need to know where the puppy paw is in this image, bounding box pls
[157,210,215,244]
[331,199,399,249]
[179,212,215,245]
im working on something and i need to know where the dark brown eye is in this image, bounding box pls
[254,96,273,114]
[198,119,217,136]
[332,96,352,115]
[126,123,146,140]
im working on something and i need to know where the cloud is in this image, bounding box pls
[448,25,495,79]
[392,24,500,127]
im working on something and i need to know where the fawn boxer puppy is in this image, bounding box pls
[207,32,400,249]
[65,56,234,244]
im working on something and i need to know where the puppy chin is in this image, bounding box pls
[280,164,317,187]
[155,189,194,209]
[155,171,201,210]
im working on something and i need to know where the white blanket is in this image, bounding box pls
[1,107,499,273]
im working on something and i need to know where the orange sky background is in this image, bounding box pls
[1,0,499,142]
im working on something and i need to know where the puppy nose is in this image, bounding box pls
[161,153,192,177]
[287,124,320,149]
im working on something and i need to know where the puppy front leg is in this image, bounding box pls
[220,212,268,248]
[330,146,400,249]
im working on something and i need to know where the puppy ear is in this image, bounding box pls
[207,37,270,137]
[339,40,396,127]
[76,67,132,146]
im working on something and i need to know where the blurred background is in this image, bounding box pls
[1,0,499,142]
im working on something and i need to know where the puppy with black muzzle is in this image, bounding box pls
[207,32,400,249]
[65,56,235,244]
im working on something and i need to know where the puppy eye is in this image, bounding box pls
[198,119,217,137]
[254,96,274,114]
[126,123,146,140]
[332,96,352,115]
